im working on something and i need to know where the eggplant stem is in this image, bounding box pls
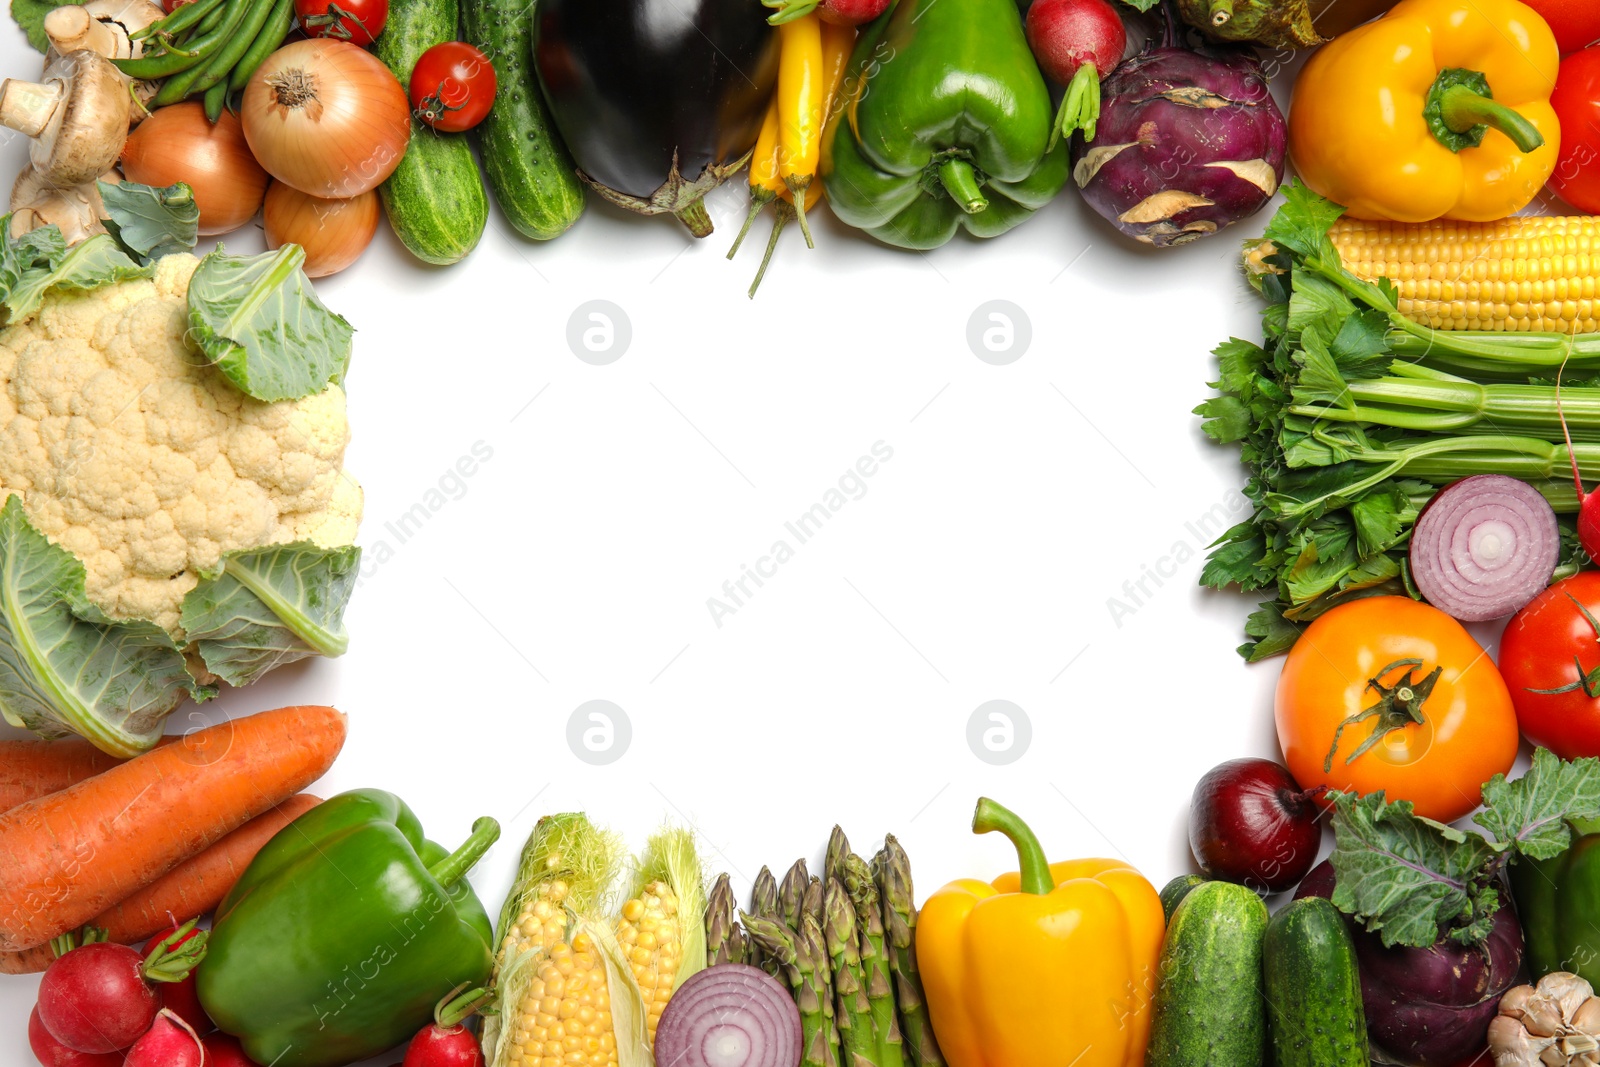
[674,198,715,239]
[1210,0,1233,26]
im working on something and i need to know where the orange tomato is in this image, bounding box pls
[1275,597,1518,823]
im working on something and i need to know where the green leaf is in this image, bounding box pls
[180,541,361,688]
[1328,790,1498,948]
[11,0,51,51]
[0,496,207,757]
[1475,748,1600,860]
[3,233,152,324]
[99,180,200,264]
[1240,601,1302,661]
[1348,482,1408,557]
[1116,0,1161,10]
[1263,181,1346,262]
[186,244,354,402]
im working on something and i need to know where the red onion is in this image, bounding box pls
[1410,475,1558,622]
[654,964,802,1067]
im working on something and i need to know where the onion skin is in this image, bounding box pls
[241,39,410,198]
[120,104,269,235]
[1410,475,1559,622]
[262,183,379,277]
[1188,757,1321,893]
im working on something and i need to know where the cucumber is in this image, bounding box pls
[373,0,489,265]
[1147,880,1268,1067]
[462,0,585,239]
[1160,874,1206,923]
[1263,898,1368,1067]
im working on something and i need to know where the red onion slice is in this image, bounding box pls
[654,964,802,1067]
[1410,475,1559,622]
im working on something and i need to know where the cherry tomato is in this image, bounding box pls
[1522,0,1600,55]
[1550,48,1600,214]
[293,0,389,47]
[1498,573,1600,758]
[1275,597,1519,824]
[409,42,496,133]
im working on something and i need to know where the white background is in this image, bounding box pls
[0,19,1448,1063]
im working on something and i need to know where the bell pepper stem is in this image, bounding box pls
[937,159,988,215]
[1209,0,1232,26]
[1051,62,1102,151]
[428,816,501,890]
[1437,84,1544,153]
[972,798,1056,896]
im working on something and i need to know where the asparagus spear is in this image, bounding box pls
[750,865,779,972]
[825,877,877,1067]
[825,826,852,884]
[780,859,810,931]
[707,872,744,967]
[842,854,906,1067]
[874,837,945,1067]
[745,912,840,1067]
[804,875,824,926]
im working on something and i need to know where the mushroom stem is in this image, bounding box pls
[45,7,122,58]
[0,78,65,139]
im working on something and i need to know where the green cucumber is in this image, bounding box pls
[373,0,488,265]
[1160,874,1206,923]
[462,0,585,239]
[1147,880,1268,1067]
[1263,898,1367,1067]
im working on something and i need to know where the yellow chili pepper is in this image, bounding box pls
[728,96,783,260]
[777,12,824,249]
[820,21,854,126]
[1289,0,1560,222]
[917,798,1164,1067]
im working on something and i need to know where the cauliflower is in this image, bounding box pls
[0,253,362,635]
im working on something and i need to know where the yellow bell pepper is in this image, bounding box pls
[1288,0,1560,222]
[916,799,1164,1067]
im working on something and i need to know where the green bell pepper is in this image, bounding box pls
[820,0,1069,250]
[1510,819,1600,985]
[196,789,500,1067]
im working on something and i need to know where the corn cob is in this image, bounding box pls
[483,813,646,1067]
[1329,215,1600,334]
[841,854,906,1067]
[824,877,876,1067]
[779,859,810,930]
[616,827,706,1044]
[745,912,840,1067]
[873,837,944,1067]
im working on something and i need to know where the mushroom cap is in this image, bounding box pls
[30,50,130,187]
[81,0,166,58]
[9,163,117,245]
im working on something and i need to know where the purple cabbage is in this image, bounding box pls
[1071,24,1287,247]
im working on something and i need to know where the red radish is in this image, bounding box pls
[1025,0,1127,141]
[143,923,211,1036]
[402,985,492,1067]
[36,922,207,1053]
[124,1009,204,1067]
[203,1032,261,1066]
[763,0,890,28]
[27,1007,122,1067]
[1189,758,1322,893]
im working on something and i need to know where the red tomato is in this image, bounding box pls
[293,0,389,47]
[162,0,188,10]
[1550,47,1600,213]
[1499,572,1600,758]
[1522,0,1600,54]
[409,42,496,133]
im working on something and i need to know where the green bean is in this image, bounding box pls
[131,0,227,40]
[192,0,278,94]
[229,0,294,91]
[203,78,227,122]
[148,0,249,103]
[117,0,242,80]
[192,0,230,35]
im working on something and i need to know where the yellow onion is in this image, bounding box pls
[262,182,380,277]
[120,103,269,235]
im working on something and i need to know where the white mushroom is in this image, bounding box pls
[45,0,165,60]
[8,163,118,245]
[0,50,131,187]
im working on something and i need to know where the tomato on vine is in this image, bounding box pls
[294,0,389,47]
[409,42,496,133]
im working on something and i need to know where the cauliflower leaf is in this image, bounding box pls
[4,234,152,323]
[0,497,211,757]
[99,180,200,265]
[186,245,354,402]
[180,541,361,687]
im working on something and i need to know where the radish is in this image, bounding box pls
[26,1007,122,1067]
[203,1032,262,1067]
[401,985,492,1067]
[36,921,207,1054]
[143,923,211,1036]
[124,1009,204,1067]
[763,0,890,27]
[1025,0,1127,142]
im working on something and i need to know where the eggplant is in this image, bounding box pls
[533,0,779,237]
[1298,859,1526,1067]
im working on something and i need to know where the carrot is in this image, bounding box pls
[0,705,346,952]
[0,739,130,813]
[0,793,324,974]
